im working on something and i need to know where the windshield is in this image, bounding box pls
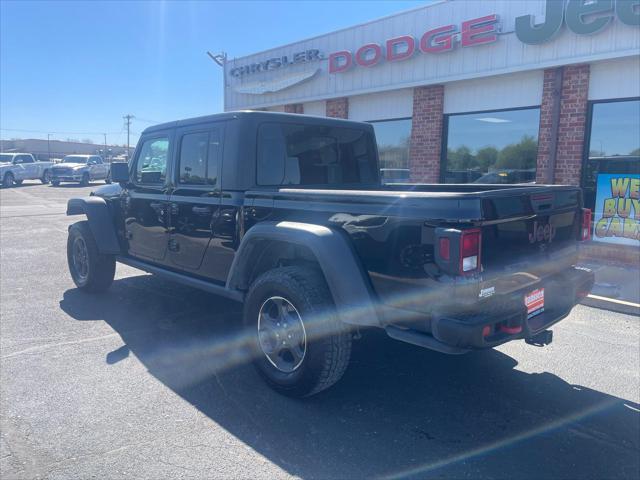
[61,156,88,164]
[0,154,14,162]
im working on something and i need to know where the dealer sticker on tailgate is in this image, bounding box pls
[525,288,545,319]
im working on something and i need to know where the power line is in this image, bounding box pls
[135,117,161,124]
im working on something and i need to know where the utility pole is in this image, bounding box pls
[123,114,134,159]
[47,133,51,161]
[103,133,108,162]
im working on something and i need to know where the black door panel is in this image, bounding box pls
[124,133,173,264]
[167,125,224,273]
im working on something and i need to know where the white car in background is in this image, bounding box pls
[0,153,54,187]
[51,155,111,186]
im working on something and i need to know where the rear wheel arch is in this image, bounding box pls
[228,221,380,327]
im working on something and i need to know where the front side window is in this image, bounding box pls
[257,122,377,186]
[370,118,411,183]
[443,107,540,184]
[135,137,169,184]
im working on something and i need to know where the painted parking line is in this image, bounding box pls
[587,294,640,309]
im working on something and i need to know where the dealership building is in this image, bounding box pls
[224,0,640,250]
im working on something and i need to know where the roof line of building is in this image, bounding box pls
[225,0,448,63]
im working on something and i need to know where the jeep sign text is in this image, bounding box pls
[516,0,640,45]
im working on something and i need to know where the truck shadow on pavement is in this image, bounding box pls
[60,275,640,480]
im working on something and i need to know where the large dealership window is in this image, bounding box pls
[583,98,640,247]
[443,107,541,184]
[369,118,412,183]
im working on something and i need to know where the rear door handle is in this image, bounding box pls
[192,206,212,215]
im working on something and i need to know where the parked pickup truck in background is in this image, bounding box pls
[65,111,594,397]
[0,153,54,187]
[51,155,111,186]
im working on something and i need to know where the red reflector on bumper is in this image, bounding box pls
[499,325,523,335]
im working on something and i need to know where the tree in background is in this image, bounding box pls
[475,146,499,171]
[495,135,537,170]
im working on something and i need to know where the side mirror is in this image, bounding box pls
[110,162,130,184]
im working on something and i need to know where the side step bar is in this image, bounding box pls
[116,256,244,303]
[385,325,469,355]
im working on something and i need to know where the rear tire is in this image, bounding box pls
[67,221,115,293]
[244,266,352,397]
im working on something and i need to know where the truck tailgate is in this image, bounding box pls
[479,188,582,286]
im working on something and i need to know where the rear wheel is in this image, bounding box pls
[244,266,352,397]
[67,221,115,293]
[80,173,90,187]
[41,170,51,184]
[2,172,15,188]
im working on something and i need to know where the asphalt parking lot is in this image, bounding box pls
[1,182,639,479]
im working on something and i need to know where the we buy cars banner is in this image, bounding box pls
[593,174,640,247]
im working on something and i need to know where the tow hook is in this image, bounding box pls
[525,330,553,347]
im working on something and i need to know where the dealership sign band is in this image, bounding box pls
[229,0,640,81]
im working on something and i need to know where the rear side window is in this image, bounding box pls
[135,137,169,184]
[178,127,221,186]
[257,122,377,186]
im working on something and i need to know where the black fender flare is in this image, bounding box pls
[227,221,380,327]
[66,197,121,255]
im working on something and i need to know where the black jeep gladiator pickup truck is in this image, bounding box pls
[65,111,594,397]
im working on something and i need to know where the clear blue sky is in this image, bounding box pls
[1,0,425,146]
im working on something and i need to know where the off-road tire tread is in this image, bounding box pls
[67,221,115,293]
[246,266,351,397]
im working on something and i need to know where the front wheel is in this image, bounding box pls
[244,266,352,397]
[67,221,116,293]
[41,170,51,184]
[2,173,15,188]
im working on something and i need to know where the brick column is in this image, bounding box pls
[326,97,348,118]
[409,85,444,183]
[284,104,304,114]
[536,64,590,185]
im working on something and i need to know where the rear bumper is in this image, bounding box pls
[385,266,594,353]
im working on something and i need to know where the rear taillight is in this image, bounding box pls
[460,229,481,274]
[581,208,592,241]
[439,237,450,261]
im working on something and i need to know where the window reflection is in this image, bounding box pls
[443,107,540,184]
[369,118,412,183]
[583,99,640,210]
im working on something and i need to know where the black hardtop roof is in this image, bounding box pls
[142,110,372,135]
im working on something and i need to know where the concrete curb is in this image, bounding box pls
[581,294,640,317]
